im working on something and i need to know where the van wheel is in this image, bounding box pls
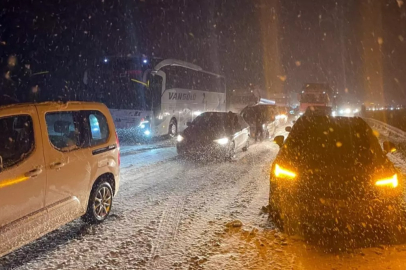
[169,119,177,137]
[82,181,113,224]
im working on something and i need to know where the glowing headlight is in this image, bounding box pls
[375,174,398,188]
[214,137,229,145]
[274,164,297,179]
[144,130,151,136]
[177,135,184,142]
[332,111,336,117]
[275,114,287,120]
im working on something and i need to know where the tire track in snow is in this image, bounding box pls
[148,196,185,269]
[3,141,280,270]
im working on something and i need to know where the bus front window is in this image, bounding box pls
[146,74,163,114]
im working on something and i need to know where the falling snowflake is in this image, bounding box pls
[277,75,287,82]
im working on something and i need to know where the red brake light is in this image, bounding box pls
[115,131,120,166]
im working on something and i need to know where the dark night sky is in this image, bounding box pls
[1,0,405,105]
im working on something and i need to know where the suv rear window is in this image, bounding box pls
[45,110,110,151]
[284,116,384,167]
[0,115,34,170]
[45,111,82,152]
[87,111,110,146]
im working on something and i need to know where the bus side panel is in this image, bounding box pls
[109,109,150,130]
[156,88,226,134]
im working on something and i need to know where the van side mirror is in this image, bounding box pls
[383,141,396,154]
[187,122,192,127]
[285,126,292,132]
[274,135,285,148]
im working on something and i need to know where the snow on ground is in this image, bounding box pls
[0,128,283,270]
[3,123,406,270]
[201,121,406,270]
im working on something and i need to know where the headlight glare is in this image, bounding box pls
[274,164,297,179]
[375,174,398,188]
[214,137,229,145]
[177,135,184,142]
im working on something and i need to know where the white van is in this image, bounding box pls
[0,102,120,257]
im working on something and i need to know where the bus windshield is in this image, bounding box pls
[83,57,149,110]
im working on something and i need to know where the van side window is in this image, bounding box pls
[0,115,34,171]
[86,111,110,146]
[45,112,81,152]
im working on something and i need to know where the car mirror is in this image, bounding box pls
[383,141,396,154]
[186,121,192,127]
[273,135,284,148]
[0,155,3,171]
[285,126,292,132]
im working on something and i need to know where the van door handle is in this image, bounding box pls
[25,168,43,178]
[50,162,66,170]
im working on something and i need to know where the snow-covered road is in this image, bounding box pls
[3,125,406,270]
[1,132,283,270]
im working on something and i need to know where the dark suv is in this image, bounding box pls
[269,115,403,235]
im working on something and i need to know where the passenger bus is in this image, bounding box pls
[82,56,227,138]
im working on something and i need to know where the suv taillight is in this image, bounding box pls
[115,131,120,166]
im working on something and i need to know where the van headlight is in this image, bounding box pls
[214,137,229,145]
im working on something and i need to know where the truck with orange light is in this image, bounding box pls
[298,83,331,114]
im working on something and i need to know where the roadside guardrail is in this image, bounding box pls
[363,118,406,141]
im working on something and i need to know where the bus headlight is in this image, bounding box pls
[214,137,229,145]
[144,130,151,136]
[139,120,149,129]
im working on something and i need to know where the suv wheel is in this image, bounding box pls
[82,181,113,224]
[269,198,283,229]
[169,119,177,137]
[242,140,249,152]
[226,141,236,160]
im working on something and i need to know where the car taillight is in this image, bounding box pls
[115,131,120,166]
